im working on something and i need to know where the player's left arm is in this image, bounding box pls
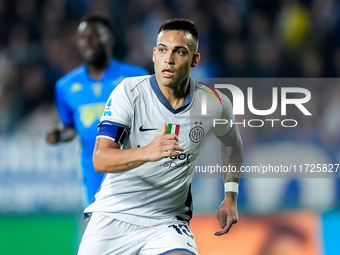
[214,124,242,236]
[213,91,243,236]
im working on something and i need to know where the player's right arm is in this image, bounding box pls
[93,78,183,173]
[92,123,184,173]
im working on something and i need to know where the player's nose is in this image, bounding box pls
[165,60,175,65]
[80,35,94,47]
[164,52,175,65]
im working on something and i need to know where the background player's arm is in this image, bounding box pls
[48,79,76,144]
[46,123,77,144]
[93,123,184,173]
[215,124,243,236]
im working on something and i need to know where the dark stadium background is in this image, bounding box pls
[0,0,339,254]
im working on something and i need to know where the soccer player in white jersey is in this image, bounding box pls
[77,18,243,255]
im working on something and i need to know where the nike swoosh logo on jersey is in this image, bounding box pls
[139,125,158,132]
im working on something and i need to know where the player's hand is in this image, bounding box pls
[214,193,238,236]
[142,123,184,161]
[46,127,59,144]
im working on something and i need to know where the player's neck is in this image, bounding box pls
[158,79,190,110]
[87,59,110,80]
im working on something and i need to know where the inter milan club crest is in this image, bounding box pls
[189,125,204,143]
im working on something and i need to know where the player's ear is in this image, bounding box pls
[152,47,156,63]
[191,53,200,68]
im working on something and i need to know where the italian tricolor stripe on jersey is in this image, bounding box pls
[167,124,180,135]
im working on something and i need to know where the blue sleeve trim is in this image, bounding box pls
[97,123,128,146]
[99,120,130,133]
[157,248,197,255]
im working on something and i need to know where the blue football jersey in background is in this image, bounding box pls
[55,59,148,204]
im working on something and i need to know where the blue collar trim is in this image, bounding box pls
[150,75,191,114]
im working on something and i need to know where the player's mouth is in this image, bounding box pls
[162,68,174,77]
[83,48,94,59]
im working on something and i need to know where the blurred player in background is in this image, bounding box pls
[77,18,242,254]
[46,15,148,205]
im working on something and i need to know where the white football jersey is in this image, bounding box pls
[84,75,235,227]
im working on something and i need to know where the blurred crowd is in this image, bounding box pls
[0,0,340,150]
[0,0,339,214]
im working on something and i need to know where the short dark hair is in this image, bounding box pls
[81,15,115,36]
[158,18,199,42]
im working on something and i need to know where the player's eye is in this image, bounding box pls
[159,48,166,53]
